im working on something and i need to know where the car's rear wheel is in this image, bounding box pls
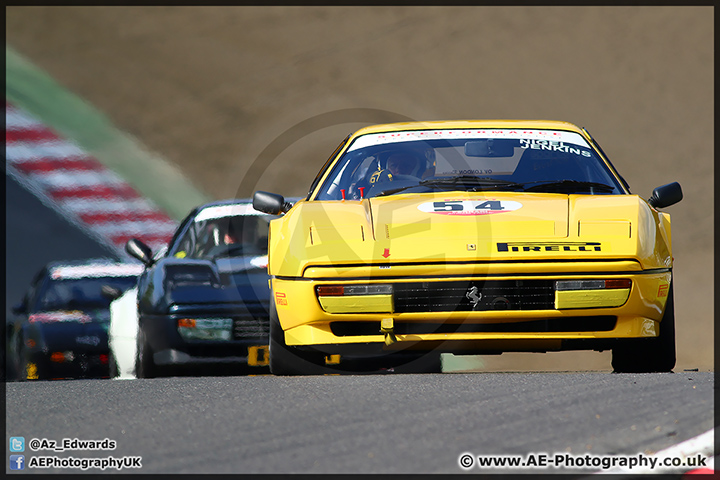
[611,281,676,373]
[268,301,328,376]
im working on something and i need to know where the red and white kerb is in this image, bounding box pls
[5,101,177,255]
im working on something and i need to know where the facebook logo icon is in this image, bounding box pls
[10,437,25,452]
[10,455,25,470]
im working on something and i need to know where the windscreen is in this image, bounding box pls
[314,129,624,200]
[188,214,274,260]
[37,276,138,313]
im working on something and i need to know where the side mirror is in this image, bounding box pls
[101,285,123,301]
[253,191,293,215]
[648,182,683,209]
[126,238,154,266]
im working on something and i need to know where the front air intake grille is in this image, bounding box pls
[393,280,555,313]
[231,305,269,341]
[330,316,617,336]
[233,316,269,340]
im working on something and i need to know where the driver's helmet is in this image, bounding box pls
[386,153,420,176]
[224,218,243,245]
[373,144,436,182]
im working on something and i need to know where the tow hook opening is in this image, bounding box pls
[380,318,397,346]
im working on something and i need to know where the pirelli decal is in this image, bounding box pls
[497,242,602,252]
[275,292,288,306]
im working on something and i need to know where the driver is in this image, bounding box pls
[369,151,423,186]
[223,222,240,245]
[386,153,419,176]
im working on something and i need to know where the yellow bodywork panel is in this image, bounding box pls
[579,220,631,238]
[318,294,393,314]
[310,224,364,245]
[269,193,672,278]
[283,317,660,348]
[304,260,643,279]
[555,288,630,309]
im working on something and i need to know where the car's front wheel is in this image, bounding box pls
[335,351,443,374]
[268,301,328,376]
[611,281,676,373]
[108,352,119,378]
[135,326,158,378]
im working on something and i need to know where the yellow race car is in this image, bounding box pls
[252,120,682,375]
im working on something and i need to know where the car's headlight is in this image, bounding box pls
[177,318,232,341]
[316,284,394,313]
[555,279,631,290]
[554,279,631,309]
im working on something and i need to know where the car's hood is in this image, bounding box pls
[269,192,672,275]
[215,255,268,273]
[156,257,270,307]
[369,192,568,241]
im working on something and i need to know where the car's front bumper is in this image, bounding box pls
[141,308,270,368]
[24,349,110,380]
[272,261,672,355]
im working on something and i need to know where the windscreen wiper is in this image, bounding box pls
[519,180,615,193]
[375,176,523,197]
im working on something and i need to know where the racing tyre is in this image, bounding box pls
[612,281,676,373]
[335,351,443,374]
[108,353,119,378]
[135,326,159,378]
[390,351,443,374]
[268,301,328,376]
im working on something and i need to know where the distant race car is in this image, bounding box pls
[125,199,287,377]
[7,259,143,381]
[252,120,683,375]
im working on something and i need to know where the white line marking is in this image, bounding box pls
[595,428,715,474]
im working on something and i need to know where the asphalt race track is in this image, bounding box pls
[5,372,714,474]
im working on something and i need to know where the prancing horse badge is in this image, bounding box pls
[466,286,482,310]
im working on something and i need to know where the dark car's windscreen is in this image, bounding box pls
[184,215,275,260]
[314,129,625,200]
[36,276,138,312]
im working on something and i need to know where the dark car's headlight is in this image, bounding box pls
[177,318,233,341]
